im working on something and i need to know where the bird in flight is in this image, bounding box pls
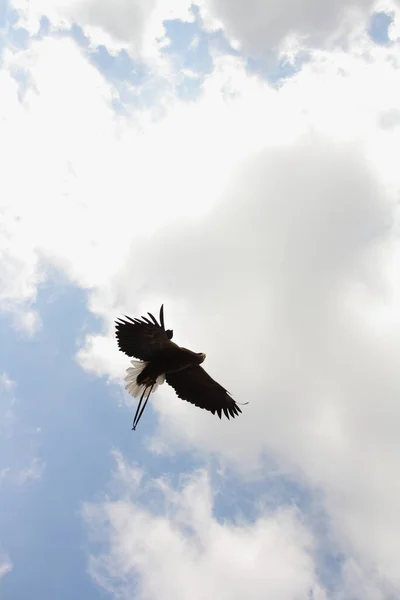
[115,305,245,430]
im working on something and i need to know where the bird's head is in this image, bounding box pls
[180,348,206,364]
[197,352,206,364]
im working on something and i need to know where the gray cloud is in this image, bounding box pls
[111,135,400,595]
[200,0,391,56]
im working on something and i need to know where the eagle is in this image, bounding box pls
[115,305,244,430]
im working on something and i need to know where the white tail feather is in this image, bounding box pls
[124,360,165,398]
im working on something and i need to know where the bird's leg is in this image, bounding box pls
[131,384,154,430]
[131,374,152,430]
[131,387,146,430]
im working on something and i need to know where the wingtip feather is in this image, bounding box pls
[147,311,159,326]
[159,304,165,330]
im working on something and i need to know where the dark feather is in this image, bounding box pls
[123,316,136,323]
[147,312,159,326]
[159,305,165,330]
[166,366,241,420]
[115,306,177,361]
[140,316,153,325]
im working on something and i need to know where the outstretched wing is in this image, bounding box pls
[166,366,242,420]
[115,305,177,361]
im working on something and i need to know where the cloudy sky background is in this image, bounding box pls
[2,0,400,598]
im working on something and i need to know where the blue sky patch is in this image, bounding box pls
[368,11,393,45]
[1,273,290,598]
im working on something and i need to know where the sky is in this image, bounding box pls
[1,0,400,598]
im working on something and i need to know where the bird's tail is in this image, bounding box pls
[124,360,165,398]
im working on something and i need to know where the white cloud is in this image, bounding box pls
[389,6,400,39]
[84,454,326,600]
[15,456,45,485]
[75,35,400,599]
[3,12,400,600]
[0,373,15,393]
[0,37,288,322]
[0,372,16,441]
[11,309,41,336]
[0,555,13,580]
[10,0,194,63]
[10,0,399,63]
